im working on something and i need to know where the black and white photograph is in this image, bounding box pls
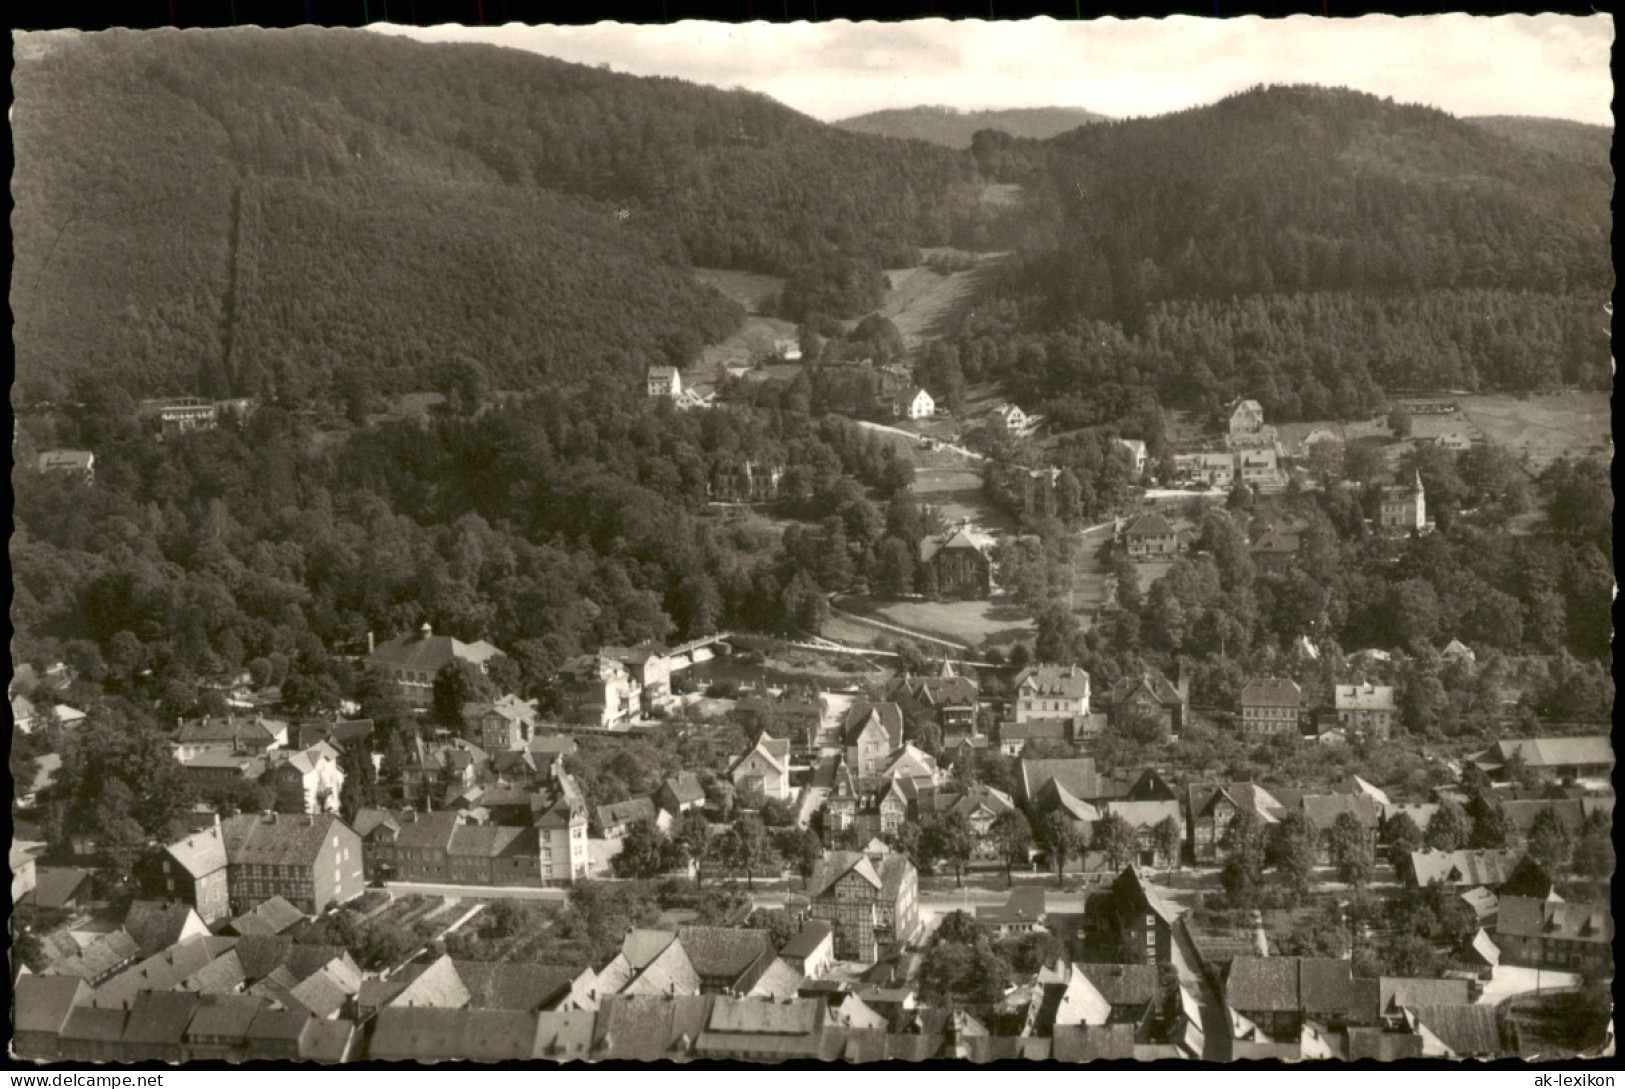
[7,12,1615,1069]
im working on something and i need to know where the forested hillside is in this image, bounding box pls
[950,86,1612,421]
[11,28,986,401]
[1465,115,1613,166]
[835,105,1109,147]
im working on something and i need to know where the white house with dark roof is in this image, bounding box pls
[1333,682,1396,740]
[1013,665,1091,731]
[647,366,682,399]
[731,734,792,801]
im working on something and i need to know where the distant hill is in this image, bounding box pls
[1465,115,1612,167]
[11,28,989,401]
[834,105,1109,148]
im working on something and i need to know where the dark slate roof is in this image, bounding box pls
[1125,512,1175,538]
[185,993,266,1042]
[121,992,200,1046]
[1497,896,1612,944]
[1108,668,1182,708]
[1014,665,1091,699]
[1300,793,1380,831]
[227,895,305,937]
[1077,962,1157,1008]
[779,920,834,960]
[676,926,775,985]
[122,900,201,958]
[841,701,905,748]
[1224,957,1299,1012]
[591,995,713,1062]
[1409,1005,1503,1056]
[455,962,578,1012]
[13,975,90,1035]
[1298,958,1354,1017]
[1240,677,1302,708]
[26,866,93,909]
[61,1006,128,1043]
[1020,757,1103,803]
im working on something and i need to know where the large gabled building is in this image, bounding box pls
[217,812,364,916]
[807,850,919,963]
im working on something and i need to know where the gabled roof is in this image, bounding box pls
[841,701,905,748]
[93,935,239,1008]
[1186,781,1285,823]
[1108,668,1181,708]
[676,926,775,986]
[1375,976,1473,1020]
[1110,866,1181,926]
[596,795,659,828]
[1036,778,1102,823]
[1497,896,1612,944]
[1124,512,1175,538]
[590,995,713,1061]
[1223,957,1299,1012]
[1299,792,1380,831]
[50,928,141,982]
[1051,1022,1137,1062]
[732,734,791,777]
[533,1008,598,1060]
[1334,683,1396,712]
[1408,848,1523,887]
[779,920,834,961]
[1076,962,1158,1008]
[185,993,265,1042]
[1406,1005,1502,1057]
[807,851,884,900]
[123,900,204,958]
[13,975,91,1035]
[1101,799,1182,830]
[219,812,352,867]
[389,954,472,1009]
[368,626,503,673]
[227,895,305,937]
[1481,736,1614,771]
[918,526,994,563]
[26,866,95,909]
[61,1005,129,1044]
[1020,756,1102,803]
[453,961,577,1012]
[1240,677,1302,708]
[885,673,980,707]
[1014,664,1091,700]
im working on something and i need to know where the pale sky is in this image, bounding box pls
[373,15,1614,127]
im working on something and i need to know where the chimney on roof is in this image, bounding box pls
[419,622,433,639]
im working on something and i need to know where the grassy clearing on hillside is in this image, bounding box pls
[1457,391,1610,472]
[697,314,801,377]
[866,597,1035,650]
[879,261,999,349]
